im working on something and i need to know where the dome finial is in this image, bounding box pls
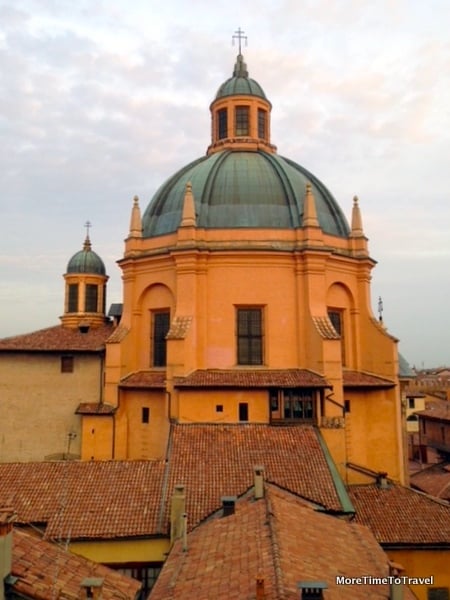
[232,27,247,55]
[83,220,92,251]
[232,28,249,78]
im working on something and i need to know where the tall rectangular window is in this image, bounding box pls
[85,284,98,312]
[237,308,263,365]
[142,407,150,424]
[328,309,346,365]
[258,108,266,139]
[152,311,170,367]
[61,356,74,373]
[218,108,228,139]
[68,284,78,313]
[235,106,249,136]
[239,402,249,422]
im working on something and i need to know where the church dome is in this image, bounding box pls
[142,151,349,237]
[215,54,267,100]
[142,52,350,239]
[67,236,106,275]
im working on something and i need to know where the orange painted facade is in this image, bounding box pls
[79,54,405,485]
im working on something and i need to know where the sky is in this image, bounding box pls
[0,0,449,368]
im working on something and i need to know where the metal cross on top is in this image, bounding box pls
[85,220,92,238]
[232,27,247,54]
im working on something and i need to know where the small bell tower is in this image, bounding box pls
[61,222,109,329]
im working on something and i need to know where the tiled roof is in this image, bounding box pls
[0,461,166,540]
[312,315,340,339]
[12,528,141,600]
[348,483,450,544]
[150,484,404,600]
[120,370,167,388]
[416,403,450,422]
[75,403,116,415]
[410,463,450,502]
[166,316,193,339]
[0,424,347,541]
[165,424,347,529]
[0,323,114,352]
[106,324,129,343]
[343,370,395,388]
[174,369,329,388]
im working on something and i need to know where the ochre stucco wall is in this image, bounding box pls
[0,352,103,461]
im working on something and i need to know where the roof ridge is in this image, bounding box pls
[266,491,286,600]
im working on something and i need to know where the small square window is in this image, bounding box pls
[344,400,351,413]
[142,407,150,424]
[61,356,74,373]
[216,405,223,413]
[408,397,415,409]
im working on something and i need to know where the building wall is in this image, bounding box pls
[70,537,170,563]
[100,224,404,482]
[0,352,102,461]
[421,417,450,454]
[386,548,450,600]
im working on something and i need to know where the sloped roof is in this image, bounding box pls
[0,461,166,540]
[150,485,409,600]
[173,369,328,388]
[343,370,395,388]
[416,402,450,422]
[12,528,141,599]
[410,463,450,502]
[120,370,167,388]
[0,425,348,541]
[165,424,348,527]
[348,483,450,545]
[0,323,114,352]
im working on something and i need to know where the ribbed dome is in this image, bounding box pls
[67,237,106,275]
[142,150,350,238]
[215,54,267,100]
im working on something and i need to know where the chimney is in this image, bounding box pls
[376,472,390,489]
[170,484,186,545]
[389,561,404,600]
[254,465,265,499]
[0,507,15,600]
[256,577,265,600]
[81,577,104,599]
[297,581,328,600]
[221,496,236,517]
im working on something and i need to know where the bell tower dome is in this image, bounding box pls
[207,52,276,155]
[60,225,109,329]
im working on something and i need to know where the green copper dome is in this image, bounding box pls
[67,237,106,275]
[215,54,267,100]
[142,150,350,237]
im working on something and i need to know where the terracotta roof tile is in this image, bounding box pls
[343,370,395,388]
[410,463,450,502]
[174,369,329,388]
[348,483,450,544]
[416,403,450,422]
[165,424,346,530]
[120,371,167,388]
[106,324,129,343]
[150,485,402,600]
[312,315,340,339]
[166,316,192,339]
[0,425,347,541]
[12,528,141,599]
[0,323,114,352]
[0,461,166,540]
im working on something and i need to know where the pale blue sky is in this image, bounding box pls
[1,0,449,367]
